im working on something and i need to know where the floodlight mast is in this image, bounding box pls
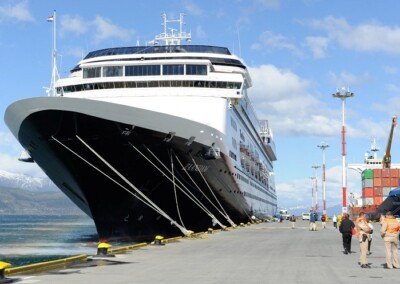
[332,88,354,214]
[312,165,320,212]
[317,142,329,215]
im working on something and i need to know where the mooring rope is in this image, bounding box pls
[51,136,157,212]
[171,150,228,225]
[170,150,185,228]
[52,135,191,237]
[129,142,225,228]
[189,154,235,226]
[75,135,191,236]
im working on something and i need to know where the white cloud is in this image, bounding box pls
[251,31,303,57]
[92,16,133,43]
[248,65,339,136]
[277,165,361,209]
[0,131,14,146]
[59,14,134,43]
[309,16,400,54]
[305,36,329,59]
[60,15,88,35]
[0,153,46,177]
[247,65,382,139]
[327,71,373,88]
[0,0,34,22]
[383,66,399,75]
[183,0,204,16]
[196,25,206,39]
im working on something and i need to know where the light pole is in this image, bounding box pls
[317,142,329,215]
[312,165,320,212]
[309,176,316,211]
[333,88,354,214]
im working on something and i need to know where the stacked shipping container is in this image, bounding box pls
[361,168,399,206]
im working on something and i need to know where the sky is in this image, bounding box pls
[1,0,400,214]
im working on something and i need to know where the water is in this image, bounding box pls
[0,215,98,267]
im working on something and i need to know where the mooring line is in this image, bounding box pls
[75,135,191,237]
[129,142,225,229]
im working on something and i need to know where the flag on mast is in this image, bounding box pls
[47,15,54,22]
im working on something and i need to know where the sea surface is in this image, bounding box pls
[0,214,98,267]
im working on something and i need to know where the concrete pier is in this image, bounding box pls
[6,220,400,284]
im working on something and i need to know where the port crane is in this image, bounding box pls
[382,115,397,169]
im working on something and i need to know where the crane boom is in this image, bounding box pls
[382,115,397,169]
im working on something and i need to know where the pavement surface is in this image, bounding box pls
[6,220,400,284]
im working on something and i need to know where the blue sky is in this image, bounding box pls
[1,0,400,213]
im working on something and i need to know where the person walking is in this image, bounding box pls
[339,213,355,255]
[290,215,296,229]
[309,212,317,231]
[332,215,337,229]
[357,212,372,268]
[321,214,326,229]
[380,211,400,269]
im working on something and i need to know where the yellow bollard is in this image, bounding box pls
[97,242,112,256]
[0,261,11,280]
[154,235,165,245]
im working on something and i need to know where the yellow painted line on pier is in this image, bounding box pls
[5,254,88,276]
[108,242,147,254]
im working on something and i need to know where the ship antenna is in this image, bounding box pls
[370,137,379,159]
[155,12,191,46]
[46,10,60,96]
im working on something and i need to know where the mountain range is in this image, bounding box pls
[0,169,84,215]
[0,169,57,192]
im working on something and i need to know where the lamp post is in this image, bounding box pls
[312,165,320,212]
[309,176,316,211]
[332,88,354,214]
[317,142,329,215]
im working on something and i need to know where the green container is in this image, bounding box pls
[362,169,374,180]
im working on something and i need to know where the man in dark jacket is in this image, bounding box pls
[339,213,355,254]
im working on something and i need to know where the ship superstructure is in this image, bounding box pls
[4,13,277,241]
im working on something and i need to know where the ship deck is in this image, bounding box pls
[5,220,398,284]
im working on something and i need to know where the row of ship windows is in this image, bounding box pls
[219,167,274,198]
[83,64,207,78]
[243,191,274,206]
[57,80,242,94]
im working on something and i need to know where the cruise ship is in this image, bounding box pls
[4,13,277,241]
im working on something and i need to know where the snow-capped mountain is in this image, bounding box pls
[0,169,57,192]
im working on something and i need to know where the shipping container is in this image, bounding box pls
[373,187,383,196]
[373,196,383,205]
[382,187,392,196]
[362,179,373,188]
[382,169,390,178]
[382,178,391,187]
[390,168,400,178]
[390,177,399,187]
[362,197,374,206]
[373,169,382,178]
[362,187,374,197]
[373,177,382,187]
[362,169,374,180]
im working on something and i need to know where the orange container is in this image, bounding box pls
[373,169,382,178]
[382,178,391,187]
[390,177,399,187]
[374,196,383,205]
[373,187,383,196]
[373,177,382,187]
[382,169,390,178]
[362,187,374,197]
[390,169,399,177]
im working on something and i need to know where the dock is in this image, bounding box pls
[4,220,400,284]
